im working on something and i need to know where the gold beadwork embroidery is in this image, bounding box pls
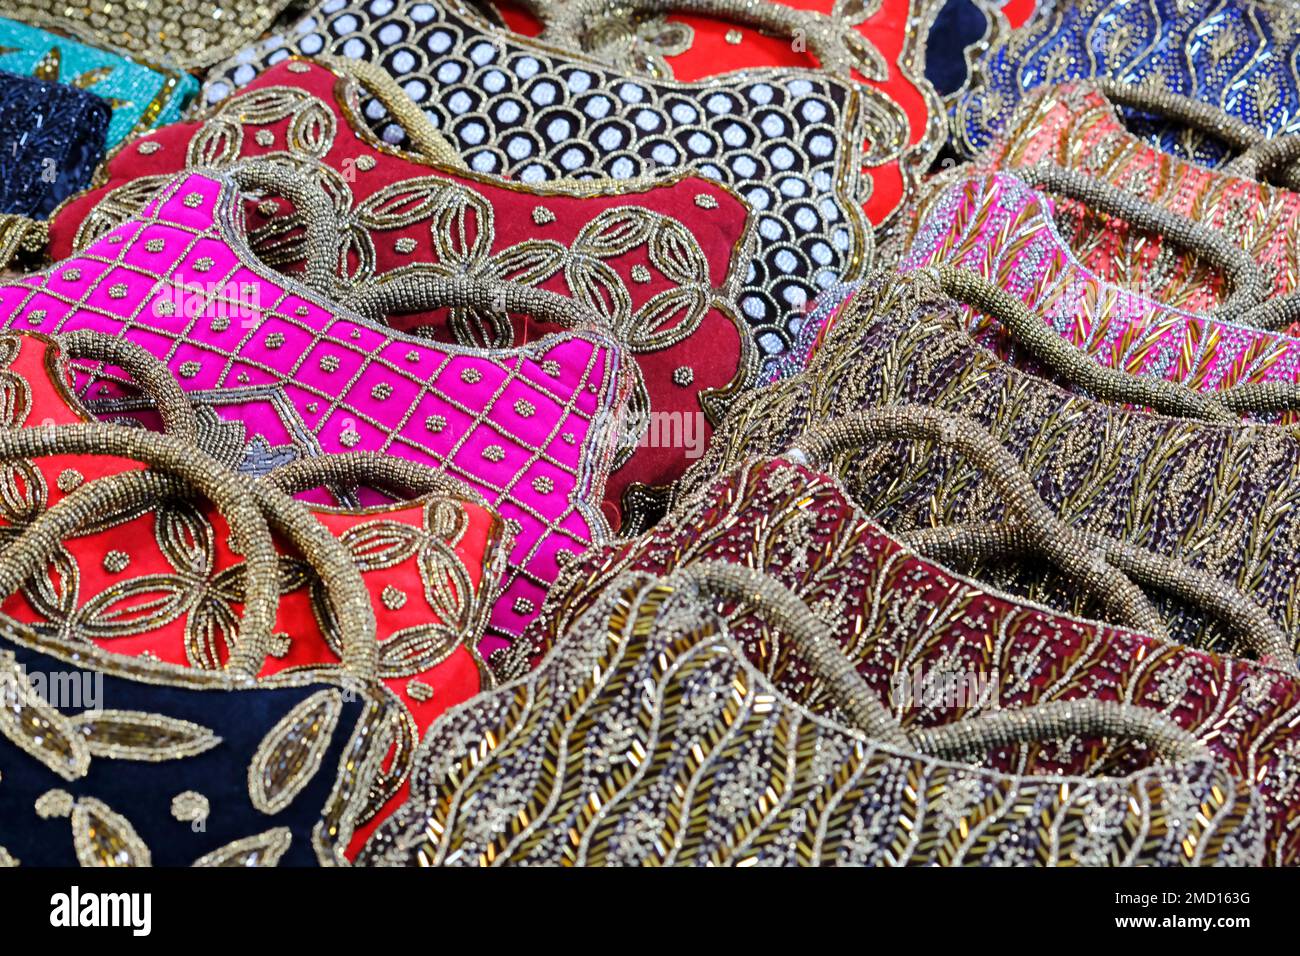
[0,653,90,781]
[247,688,344,816]
[192,827,293,866]
[70,709,221,762]
[102,551,129,573]
[406,679,434,703]
[34,789,73,819]
[70,797,151,867]
[170,790,210,824]
[381,585,407,611]
[55,468,82,492]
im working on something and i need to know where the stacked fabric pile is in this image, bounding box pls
[1,0,1300,868]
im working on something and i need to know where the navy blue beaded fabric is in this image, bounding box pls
[0,622,394,867]
[0,70,110,219]
[953,0,1300,163]
[924,0,997,100]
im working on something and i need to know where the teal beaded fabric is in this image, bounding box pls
[0,16,197,148]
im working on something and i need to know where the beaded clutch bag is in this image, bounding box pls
[973,80,1300,318]
[0,70,109,220]
[0,329,512,856]
[678,269,1300,662]
[897,169,1300,419]
[0,635,395,866]
[48,57,759,530]
[203,0,875,360]
[0,169,632,659]
[954,0,1300,165]
[536,454,1300,863]
[0,412,402,868]
[459,0,944,227]
[360,565,1265,866]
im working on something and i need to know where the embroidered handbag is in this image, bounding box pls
[678,268,1300,662]
[0,15,196,150]
[0,329,510,856]
[969,79,1300,317]
[953,0,1300,165]
[0,167,632,660]
[896,168,1300,418]
[45,57,759,530]
[0,361,407,865]
[202,0,875,360]
[7,0,307,70]
[536,453,1300,863]
[360,564,1266,866]
[457,0,944,227]
[0,71,109,220]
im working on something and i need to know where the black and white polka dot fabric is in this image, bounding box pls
[203,0,873,358]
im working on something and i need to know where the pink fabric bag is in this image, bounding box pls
[974,81,1300,317]
[0,169,632,658]
[898,172,1300,419]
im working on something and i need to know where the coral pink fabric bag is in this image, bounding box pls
[898,171,1300,420]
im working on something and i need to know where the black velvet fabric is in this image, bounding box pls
[925,0,993,98]
[0,631,369,867]
[0,69,109,218]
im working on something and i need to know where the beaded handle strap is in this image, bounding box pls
[1228,135,1300,192]
[902,522,1295,670]
[1097,79,1300,192]
[935,266,1300,418]
[0,424,379,679]
[678,560,908,747]
[1012,164,1267,322]
[340,267,597,330]
[55,330,198,446]
[317,54,465,169]
[673,563,1208,763]
[522,0,880,77]
[228,160,342,298]
[915,698,1207,763]
[786,405,1171,641]
[1214,292,1300,335]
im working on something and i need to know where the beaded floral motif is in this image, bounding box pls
[0,639,397,866]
